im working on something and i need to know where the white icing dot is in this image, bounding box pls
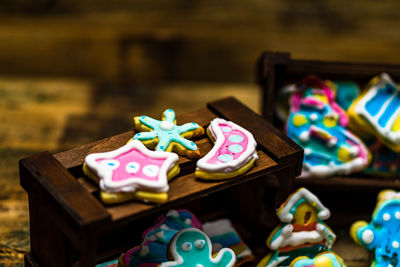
[125,162,140,173]
[142,165,159,177]
[222,127,232,132]
[362,229,374,244]
[160,121,175,131]
[218,154,234,162]
[228,144,243,153]
[194,239,206,250]
[389,264,393,267]
[167,210,179,218]
[299,131,309,142]
[101,159,120,170]
[228,135,244,143]
[181,242,192,251]
[328,138,337,147]
[383,213,391,221]
[393,241,399,249]
[138,245,149,256]
[310,113,318,121]
[396,212,400,220]
[184,218,192,225]
[304,148,312,155]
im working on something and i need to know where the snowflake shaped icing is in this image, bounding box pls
[132,109,204,157]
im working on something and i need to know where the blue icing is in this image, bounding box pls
[335,81,360,110]
[134,109,200,151]
[222,127,232,132]
[365,86,392,117]
[228,144,243,153]
[209,232,241,248]
[292,252,344,267]
[354,199,400,267]
[165,229,235,267]
[228,135,243,143]
[378,92,400,128]
[218,154,234,162]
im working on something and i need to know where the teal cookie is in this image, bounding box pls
[160,228,236,267]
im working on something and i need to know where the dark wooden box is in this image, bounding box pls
[20,97,303,267]
[257,51,400,191]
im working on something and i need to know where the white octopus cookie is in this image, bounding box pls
[195,118,258,180]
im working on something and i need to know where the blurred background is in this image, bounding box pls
[1,0,400,265]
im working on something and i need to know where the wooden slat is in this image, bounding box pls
[297,176,400,190]
[54,107,216,169]
[106,151,277,221]
[207,96,303,175]
[20,152,110,226]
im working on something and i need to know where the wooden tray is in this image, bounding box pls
[20,96,303,266]
[257,51,400,191]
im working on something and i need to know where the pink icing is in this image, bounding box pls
[206,123,249,164]
[95,148,167,182]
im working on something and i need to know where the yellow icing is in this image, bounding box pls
[323,116,337,128]
[314,94,329,104]
[292,202,318,226]
[349,220,368,246]
[293,114,308,127]
[338,147,352,162]
[392,114,400,132]
[195,157,256,180]
[314,255,334,267]
[257,253,272,267]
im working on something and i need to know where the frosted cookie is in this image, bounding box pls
[334,81,360,111]
[203,219,255,266]
[350,190,400,267]
[362,139,400,176]
[287,77,369,178]
[258,188,345,267]
[83,140,179,204]
[160,228,236,267]
[289,251,346,267]
[195,118,258,180]
[348,73,400,152]
[120,210,202,267]
[131,109,205,158]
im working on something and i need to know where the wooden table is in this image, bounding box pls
[20,97,303,266]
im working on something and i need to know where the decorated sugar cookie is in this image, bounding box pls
[195,118,258,180]
[290,251,346,267]
[203,219,255,266]
[258,188,345,267]
[160,228,236,267]
[348,73,400,152]
[132,109,205,158]
[350,190,400,267]
[120,210,202,267]
[287,76,369,178]
[83,140,179,204]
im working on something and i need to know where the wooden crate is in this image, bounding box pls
[20,97,303,267]
[257,51,400,191]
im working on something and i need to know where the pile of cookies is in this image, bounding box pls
[279,73,400,178]
[83,109,258,205]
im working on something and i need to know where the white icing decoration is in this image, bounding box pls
[143,165,159,177]
[271,229,324,250]
[125,162,140,173]
[160,121,175,131]
[194,239,206,249]
[156,231,165,239]
[310,113,318,121]
[181,242,192,251]
[383,213,391,221]
[304,148,312,155]
[393,241,399,249]
[184,218,192,225]
[396,211,400,219]
[299,131,310,142]
[196,118,258,174]
[84,140,178,193]
[354,73,400,144]
[327,138,337,147]
[160,228,236,267]
[361,229,374,245]
[101,159,120,170]
[277,188,330,223]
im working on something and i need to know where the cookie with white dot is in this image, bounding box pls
[131,109,205,158]
[351,189,400,267]
[195,118,258,180]
[83,140,180,204]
